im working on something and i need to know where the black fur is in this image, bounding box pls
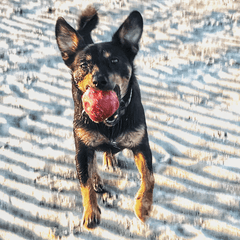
[77,6,99,44]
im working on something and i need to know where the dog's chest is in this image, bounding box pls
[75,124,145,149]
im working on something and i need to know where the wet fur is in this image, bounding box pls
[55,6,154,230]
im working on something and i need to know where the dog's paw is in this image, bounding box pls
[100,190,118,208]
[82,205,101,230]
[134,190,153,222]
[92,173,105,193]
[103,152,118,171]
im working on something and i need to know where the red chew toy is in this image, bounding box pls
[82,87,119,123]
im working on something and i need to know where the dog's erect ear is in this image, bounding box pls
[55,17,85,67]
[112,11,143,59]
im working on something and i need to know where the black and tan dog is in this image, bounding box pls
[55,6,154,230]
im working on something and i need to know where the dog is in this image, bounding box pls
[55,6,154,230]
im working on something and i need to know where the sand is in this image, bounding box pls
[0,0,240,239]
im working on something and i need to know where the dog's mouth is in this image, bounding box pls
[82,84,132,127]
[104,85,132,127]
[104,112,119,127]
[103,85,121,127]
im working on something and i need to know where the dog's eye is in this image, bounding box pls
[111,58,119,64]
[80,63,88,71]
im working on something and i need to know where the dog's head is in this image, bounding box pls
[56,7,143,96]
[55,7,143,126]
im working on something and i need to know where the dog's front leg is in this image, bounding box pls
[75,144,101,230]
[132,143,154,222]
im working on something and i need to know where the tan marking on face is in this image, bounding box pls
[86,55,92,61]
[75,65,99,92]
[93,65,99,72]
[116,124,145,148]
[134,152,154,222]
[75,128,108,147]
[127,65,132,77]
[109,74,129,98]
[108,65,132,97]
[77,73,93,92]
[103,51,111,58]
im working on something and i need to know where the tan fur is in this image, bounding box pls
[103,152,117,169]
[116,124,145,148]
[103,51,111,58]
[57,26,79,61]
[108,69,131,98]
[81,154,102,229]
[77,73,93,92]
[75,65,99,92]
[75,128,108,147]
[71,33,79,51]
[81,178,101,230]
[134,152,154,222]
[92,65,99,72]
[86,54,92,61]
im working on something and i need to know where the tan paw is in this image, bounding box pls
[103,152,118,171]
[134,191,153,222]
[82,205,101,230]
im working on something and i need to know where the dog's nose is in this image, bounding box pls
[92,76,108,89]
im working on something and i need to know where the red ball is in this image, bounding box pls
[82,87,119,123]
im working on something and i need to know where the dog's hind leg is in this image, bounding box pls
[103,151,118,171]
